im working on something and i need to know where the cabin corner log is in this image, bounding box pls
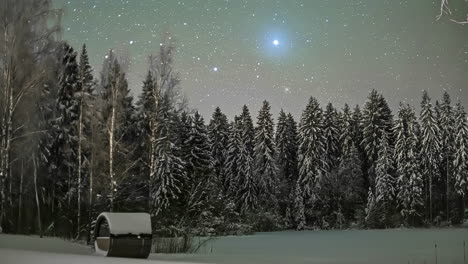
[94,212,152,259]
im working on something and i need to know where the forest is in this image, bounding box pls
[1,0,467,243]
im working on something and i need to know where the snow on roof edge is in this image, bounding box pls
[98,212,152,235]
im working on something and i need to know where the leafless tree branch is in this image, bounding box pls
[437,0,468,25]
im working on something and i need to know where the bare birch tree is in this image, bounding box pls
[0,0,60,232]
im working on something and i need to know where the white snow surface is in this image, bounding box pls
[98,212,152,235]
[0,248,197,264]
[0,234,199,264]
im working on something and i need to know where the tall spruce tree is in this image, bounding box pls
[208,107,229,195]
[225,117,241,200]
[453,102,468,223]
[182,112,213,226]
[276,111,298,225]
[395,104,423,226]
[439,91,455,223]
[322,103,340,172]
[338,143,365,224]
[77,43,95,238]
[238,106,257,214]
[150,94,185,218]
[254,101,278,209]
[419,91,441,223]
[276,110,289,183]
[365,187,379,228]
[351,105,364,150]
[53,43,80,225]
[340,104,354,156]
[285,113,299,183]
[374,131,395,227]
[294,97,324,229]
[362,90,393,189]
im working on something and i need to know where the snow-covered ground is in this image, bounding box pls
[0,249,197,264]
[2,228,468,264]
[156,228,468,264]
[0,234,196,264]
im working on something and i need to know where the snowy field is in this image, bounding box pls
[1,229,468,264]
[154,229,468,264]
[0,234,196,264]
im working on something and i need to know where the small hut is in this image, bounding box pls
[94,212,152,259]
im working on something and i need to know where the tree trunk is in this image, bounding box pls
[446,155,450,224]
[148,81,159,214]
[76,91,84,239]
[148,119,156,212]
[429,173,433,224]
[68,166,71,207]
[33,155,43,238]
[0,49,13,232]
[51,182,55,236]
[17,159,23,233]
[87,114,95,244]
[109,79,118,212]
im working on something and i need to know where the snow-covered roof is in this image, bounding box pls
[97,212,152,235]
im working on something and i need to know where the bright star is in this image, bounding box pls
[273,40,279,46]
[213,67,218,72]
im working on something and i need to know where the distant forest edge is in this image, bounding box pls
[0,0,467,242]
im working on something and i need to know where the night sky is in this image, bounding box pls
[55,0,468,119]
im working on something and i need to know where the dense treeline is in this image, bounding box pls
[1,0,467,241]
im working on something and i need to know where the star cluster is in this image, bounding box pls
[56,0,468,118]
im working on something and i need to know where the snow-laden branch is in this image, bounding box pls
[436,0,451,21]
[437,0,468,25]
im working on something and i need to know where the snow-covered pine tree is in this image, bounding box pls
[419,90,441,223]
[77,43,96,238]
[340,104,354,156]
[453,102,468,223]
[374,131,395,227]
[322,103,340,172]
[337,142,365,224]
[182,112,213,225]
[187,113,212,178]
[240,105,255,155]
[362,90,393,189]
[254,101,278,209]
[206,107,230,220]
[285,113,299,184]
[53,42,80,221]
[351,105,366,185]
[135,71,156,175]
[294,97,324,229]
[176,111,192,164]
[225,117,241,200]
[150,93,186,217]
[276,110,299,225]
[285,113,299,225]
[365,187,379,228]
[294,181,306,230]
[276,109,288,183]
[439,91,455,223]
[351,105,364,150]
[238,105,257,214]
[395,104,424,226]
[315,103,342,228]
[208,107,229,195]
[132,70,160,214]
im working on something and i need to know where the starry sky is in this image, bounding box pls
[55,0,468,119]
